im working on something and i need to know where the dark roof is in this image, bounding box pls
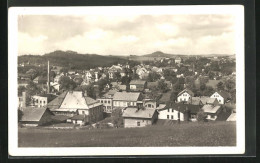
[51,115,70,121]
[158,103,200,114]
[47,91,68,109]
[113,92,141,101]
[216,91,231,99]
[147,82,158,89]
[159,90,173,103]
[70,115,85,120]
[177,89,194,97]
[122,107,156,119]
[129,80,146,85]
[20,107,51,122]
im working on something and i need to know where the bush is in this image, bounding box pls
[197,109,207,122]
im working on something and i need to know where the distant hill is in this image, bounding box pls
[18,50,128,70]
[143,51,175,58]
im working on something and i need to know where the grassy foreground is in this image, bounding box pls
[18,122,236,147]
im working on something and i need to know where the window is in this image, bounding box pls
[148,104,151,108]
[82,111,85,114]
[171,115,173,119]
[143,120,144,122]
[167,115,169,119]
[151,105,154,108]
[101,100,103,103]
[104,100,107,103]
[168,109,169,112]
[180,98,182,101]
[137,122,140,126]
[191,114,196,119]
[172,109,174,112]
[108,100,110,104]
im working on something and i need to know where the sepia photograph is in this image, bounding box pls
[8,5,245,156]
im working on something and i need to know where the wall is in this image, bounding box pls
[124,118,152,128]
[97,98,113,113]
[210,93,224,104]
[177,92,191,102]
[113,100,137,108]
[158,108,184,121]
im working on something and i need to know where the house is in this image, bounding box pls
[175,57,182,64]
[48,91,103,124]
[129,80,147,92]
[96,90,117,113]
[201,104,222,121]
[67,115,86,125]
[122,107,158,128]
[19,107,54,126]
[157,103,200,122]
[143,100,158,109]
[32,94,57,108]
[177,89,194,103]
[188,97,219,106]
[112,92,143,109]
[50,82,60,92]
[33,76,40,84]
[210,91,231,104]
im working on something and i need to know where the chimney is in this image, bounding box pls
[47,60,50,93]
[22,91,26,108]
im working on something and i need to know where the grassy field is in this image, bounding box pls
[18,122,236,147]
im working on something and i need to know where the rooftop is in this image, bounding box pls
[129,80,147,85]
[177,89,194,97]
[113,92,141,102]
[20,107,51,122]
[122,107,156,119]
[202,105,221,113]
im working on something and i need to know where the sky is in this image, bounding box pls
[18,14,235,56]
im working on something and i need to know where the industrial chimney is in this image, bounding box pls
[47,60,50,93]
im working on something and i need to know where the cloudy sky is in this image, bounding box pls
[18,14,235,56]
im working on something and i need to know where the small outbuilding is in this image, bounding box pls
[20,107,54,126]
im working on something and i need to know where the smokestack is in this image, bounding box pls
[22,91,26,108]
[47,60,50,93]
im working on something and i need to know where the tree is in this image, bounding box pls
[163,69,176,81]
[225,79,236,92]
[97,79,109,93]
[147,72,161,82]
[114,72,121,82]
[157,80,168,93]
[18,109,23,122]
[74,77,83,85]
[59,76,76,90]
[200,83,206,91]
[217,81,224,91]
[197,109,207,122]
[208,71,215,80]
[18,86,26,96]
[86,84,96,99]
[173,82,184,93]
[170,91,178,102]
[121,76,131,85]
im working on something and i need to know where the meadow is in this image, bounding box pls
[18,121,236,147]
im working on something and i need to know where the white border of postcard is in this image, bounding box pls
[8,5,245,156]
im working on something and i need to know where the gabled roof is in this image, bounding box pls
[129,80,146,85]
[102,89,117,98]
[113,92,141,101]
[70,114,85,120]
[177,89,194,97]
[122,107,156,119]
[202,105,221,113]
[20,107,51,122]
[59,91,97,109]
[214,91,231,99]
[158,103,200,114]
[47,91,68,109]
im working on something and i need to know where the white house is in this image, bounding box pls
[201,104,222,121]
[112,92,143,109]
[157,103,200,121]
[177,89,194,103]
[210,91,231,104]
